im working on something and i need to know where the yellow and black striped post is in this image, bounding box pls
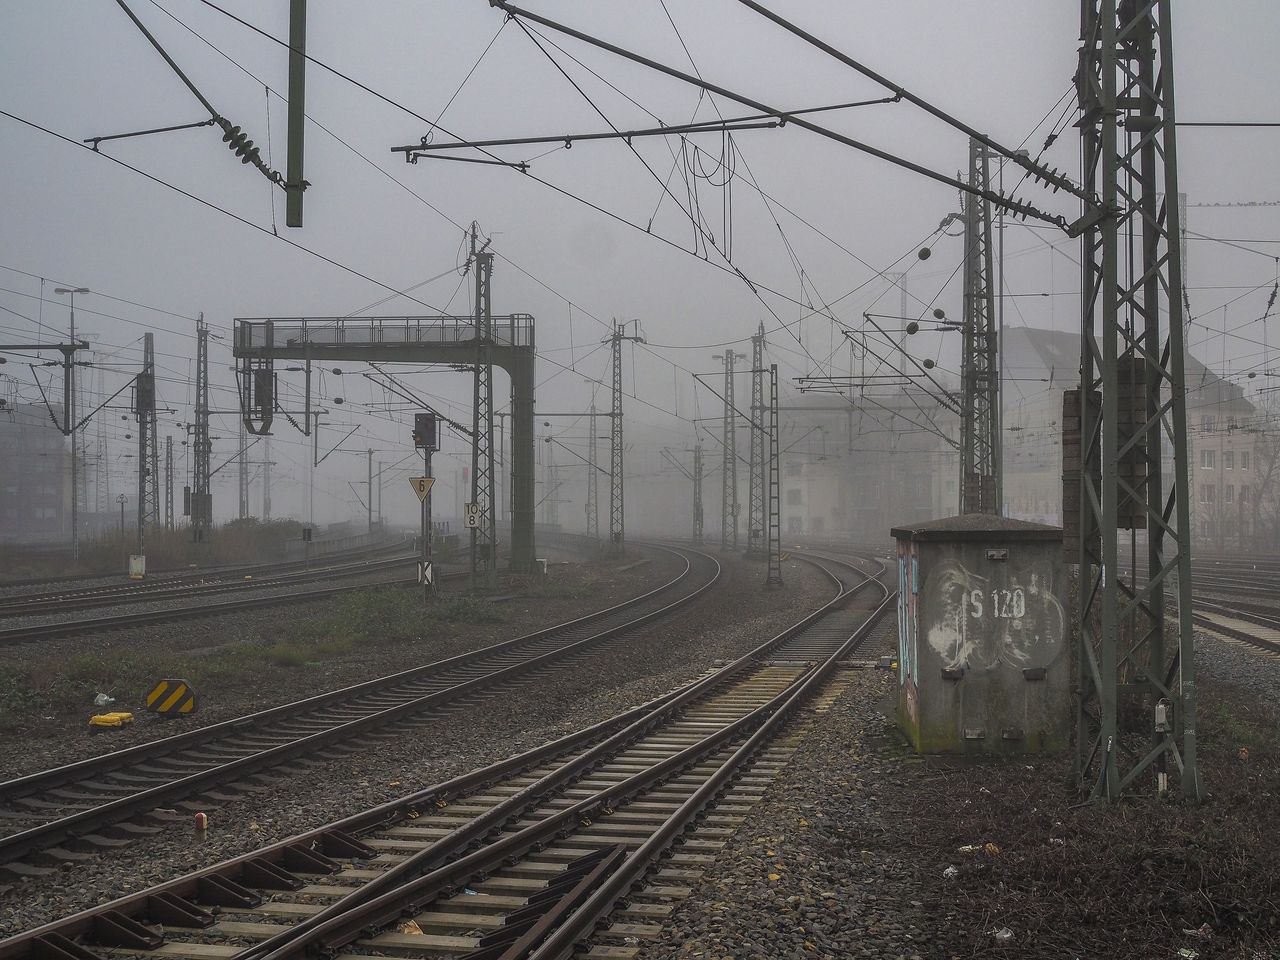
[145,679,197,716]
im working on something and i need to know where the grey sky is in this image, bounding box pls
[2,1,1278,528]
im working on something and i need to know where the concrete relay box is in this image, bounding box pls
[890,514,1070,754]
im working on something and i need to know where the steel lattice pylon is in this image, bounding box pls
[746,324,766,556]
[164,435,174,530]
[719,350,740,550]
[765,364,783,588]
[238,414,250,520]
[607,321,643,553]
[1074,0,1200,801]
[192,314,212,541]
[960,138,1001,515]
[470,226,498,589]
[586,402,599,540]
[692,442,704,545]
[137,333,160,551]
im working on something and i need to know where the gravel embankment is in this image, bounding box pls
[0,568,420,633]
[1196,630,1280,713]
[0,549,679,776]
[635,621,922,960]
[637,619,1280,960]
[0,552,831,934]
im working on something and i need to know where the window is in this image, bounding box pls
[786,489,802,506]
[1200,484,1215,504]
[1225,485,1234,504]
[1202,415,1215,431]
[1241,486,1250,504]
[1242,451,1250,470]
[1224,451,1234,470]
[1200,450,1215,469]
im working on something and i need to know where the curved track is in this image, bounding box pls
[0,546,721,873]
[0,551,892,960]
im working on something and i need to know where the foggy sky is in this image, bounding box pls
[2,1,1278,531]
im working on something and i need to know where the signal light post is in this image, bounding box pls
[413,412,439,599]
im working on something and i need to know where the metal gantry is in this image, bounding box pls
[1073,0,1200,801]
[607,320,644,553]
[959,137,1001,515]
[470,225,498,589]
[746,323,767,556]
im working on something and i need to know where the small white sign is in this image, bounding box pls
[464,502,481,528]
[418,561,434,585]
[128,554,146,580]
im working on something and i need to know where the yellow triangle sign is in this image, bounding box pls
[409,476,435,502]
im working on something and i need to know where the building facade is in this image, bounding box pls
[0,402,68,542]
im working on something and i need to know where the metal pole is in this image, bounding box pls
[959,137,1000,515]
[693,441,704,544]
[165,435,174,530]
[366,447,373,532]
[470,224,498,589]
[1074,0,1199,801]
[422,447,433,599]
[586,402,599,539]
[263,435,272,521]
[68,294,79,560]
[765,364,783,587]
[284,0,307,227]
[747,324,766,556]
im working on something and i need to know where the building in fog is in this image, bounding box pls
[779,389,958,542]
[0,402,68,542]
[1001,325,1263,548]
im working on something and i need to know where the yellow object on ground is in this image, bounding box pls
[89,712,134,728]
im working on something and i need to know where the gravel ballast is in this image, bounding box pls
[633,624,1280,960]
[0,548,680,776]
[0,551,832,935]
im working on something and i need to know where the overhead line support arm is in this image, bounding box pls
[486,0,1074,230]
[729,0,1090,205]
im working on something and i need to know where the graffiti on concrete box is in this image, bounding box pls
[923,560,1064,672]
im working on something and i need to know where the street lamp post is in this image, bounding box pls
[117,493,128,537]
[55,286,89,562]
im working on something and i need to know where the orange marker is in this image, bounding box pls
[194,812,209,831]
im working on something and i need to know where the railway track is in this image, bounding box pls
[0,538,412,594]
[0,571,433,647]
[0,545,721,874]
[0,552,892,960]
[1192,598,1280,656]
[0,553,419,618]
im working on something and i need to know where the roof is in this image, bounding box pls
[891,513,1062,542]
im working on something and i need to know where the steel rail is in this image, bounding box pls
[237,553,882,960]
[0,552,882,960]
[530,585,898,960]
[0,688,690,958]
[0,547,720,867]
[236,554,887,960]
[0,537,411,591]
[0,575,431,646]
[0,554,419,617]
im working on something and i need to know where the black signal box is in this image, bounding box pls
[413,412,439,450]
